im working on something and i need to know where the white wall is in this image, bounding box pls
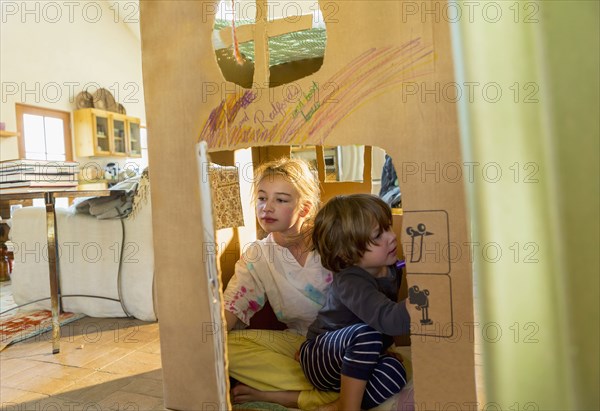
[0,0,145,168]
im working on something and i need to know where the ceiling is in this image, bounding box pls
[105,0,140,41]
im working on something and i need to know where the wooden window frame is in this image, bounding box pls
[215,0,323,88]
[15,103,73,161]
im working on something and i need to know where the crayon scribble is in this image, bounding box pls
[199,38,434,149]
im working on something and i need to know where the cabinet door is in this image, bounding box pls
[111,115,127,156]
[74,109,142,158]
[127,120,142,157]
[92,112,111,155]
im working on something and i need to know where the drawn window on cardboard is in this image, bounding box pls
[212,0,326,88]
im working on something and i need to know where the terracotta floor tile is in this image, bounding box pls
[136,338,161,355]
[0,385,49,405]
[54,370,135,403]
[123,350,162,365]
[1,313,168,409]
[40,358,100,380]
[0,335,54,359]
[0,357,39,380]
[119,376,164,398]
[76,346,138,371]
[95,390,164,411]
[137,368,164,381]
[9,394,124,411]
[4,374,79,396]
[27,341,123,368]
[99,350,162,375]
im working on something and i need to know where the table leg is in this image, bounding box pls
[45,193,61,354]
[0,204,11,282]
[0,226,10,282]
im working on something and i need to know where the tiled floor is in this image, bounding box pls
[1,277,486,410]
[0,281,165,410]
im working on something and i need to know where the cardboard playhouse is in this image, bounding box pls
[140,0,476,409]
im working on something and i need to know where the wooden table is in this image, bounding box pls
[0,189,121,353]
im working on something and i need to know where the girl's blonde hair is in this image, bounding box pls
[253,157,321,238]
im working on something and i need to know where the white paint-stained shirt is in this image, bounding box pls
[223,233,333,336]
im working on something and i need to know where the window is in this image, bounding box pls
[16,104,73,161]
[212,0,326,88]
[15,104,74,208]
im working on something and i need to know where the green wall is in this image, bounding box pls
[454,0,599,409]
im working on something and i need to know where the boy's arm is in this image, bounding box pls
[338,273,411,335]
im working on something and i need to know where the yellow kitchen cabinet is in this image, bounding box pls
[74,108,141,158]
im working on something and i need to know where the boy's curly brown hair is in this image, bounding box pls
[312,194,392,272]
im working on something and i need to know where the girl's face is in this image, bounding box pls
[356,226,398,277]
[256,175,307,236]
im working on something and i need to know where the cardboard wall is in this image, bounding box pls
[141,1,476,408]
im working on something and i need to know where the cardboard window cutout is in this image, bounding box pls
[212,0,326,88]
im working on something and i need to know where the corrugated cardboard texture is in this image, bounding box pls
[141,1,476,408]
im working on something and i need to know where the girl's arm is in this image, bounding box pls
[223,243,268,329]
[225,310,242,331]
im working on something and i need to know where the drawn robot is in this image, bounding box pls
[408,285,433,325]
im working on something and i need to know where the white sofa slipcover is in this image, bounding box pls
[8,196,156,321]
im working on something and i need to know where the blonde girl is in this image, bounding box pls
[223,157,338,409]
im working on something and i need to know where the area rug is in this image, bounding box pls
[0,309,85,351]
